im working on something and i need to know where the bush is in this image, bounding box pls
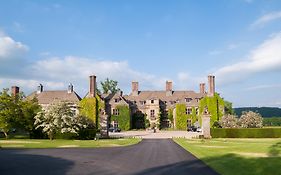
[239,111,263,128]
[220,114,239,128]
[211,128,281,138]
[77,129,96,140]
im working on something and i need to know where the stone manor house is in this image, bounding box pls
[21,74,216,129]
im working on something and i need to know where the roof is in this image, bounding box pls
[126,90,205,101]
[26,90,81,104]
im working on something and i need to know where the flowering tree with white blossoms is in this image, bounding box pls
[220,114,239,128]
[238,111,263,128]
[34,101,81,140]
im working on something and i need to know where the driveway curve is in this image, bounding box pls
[0,139,218,175]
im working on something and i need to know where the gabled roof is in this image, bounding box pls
[126,90,205,101]
[26,91,81,104]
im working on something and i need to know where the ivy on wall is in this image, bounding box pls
[175,104,198,130]
[199,93,224,127]
[111,105,130,131]
[79,95,105,129]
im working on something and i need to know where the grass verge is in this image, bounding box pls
[0,138,141,149]
[174,138,281,175]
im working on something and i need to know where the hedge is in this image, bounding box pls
[211,128,281,138]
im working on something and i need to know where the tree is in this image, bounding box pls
[239,111,263,128]
[220,114,239,128]
[100,78,120,94]
[20,97,42,138]
[34,101,80,140]
[0,89,22,139]
[224,101,234,115]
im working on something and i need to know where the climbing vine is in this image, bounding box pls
[79,95,105,129]
[175,104,199,130]
[111,105,130,131]
[199,93,224,127]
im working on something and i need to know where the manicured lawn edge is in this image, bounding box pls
[0,138,141,149]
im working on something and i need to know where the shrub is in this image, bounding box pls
[211,128,281,138]
[239,111,263,128]
[220,114,239,128]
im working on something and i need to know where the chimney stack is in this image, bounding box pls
[37,84,43,94]
[207,75,215,97]
[68,83,73,94]
[166,81,173,96]
[200,83,205,94]
[89,75,96,97]
[11,86,19,96]
[132,81,139,96]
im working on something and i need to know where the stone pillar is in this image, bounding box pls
[202,114,211,139]
[100,109,109,138]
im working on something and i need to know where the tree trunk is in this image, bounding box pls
[3,132,8,139]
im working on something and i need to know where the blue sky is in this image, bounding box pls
[1,0,281,107]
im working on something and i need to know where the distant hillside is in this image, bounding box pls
[234,107,281,118]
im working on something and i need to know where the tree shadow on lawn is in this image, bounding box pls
[268,141,281,157]
[201,153,281,175]
[0,149,74,175]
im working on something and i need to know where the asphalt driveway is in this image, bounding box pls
[0,139,218,175]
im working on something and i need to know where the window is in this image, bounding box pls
[151,100,154,104]
[186,108,192,115]
[185,98,192,103]
[196,108,199,115]
[113,108,119,115]
[114,98,120,103]
[150,110,155,120]
[140,101,146,105]
[195,98,200,102]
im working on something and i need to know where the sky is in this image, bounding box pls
[1,0,281,108]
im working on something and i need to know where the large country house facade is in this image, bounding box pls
[22,74,219,130]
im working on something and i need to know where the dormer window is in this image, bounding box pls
[185,98,192,103]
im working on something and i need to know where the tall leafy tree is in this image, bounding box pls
[224,100,234,115]
[0,89,23,139]
[20,97,42,138]
[100,78,120,94]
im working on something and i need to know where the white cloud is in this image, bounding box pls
[251,11,281,28]
[215,32,281,85]
[0,32,208,96]
[0,32,28,59]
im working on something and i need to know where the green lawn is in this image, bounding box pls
[174,138,281,175]
[0,138,141,148]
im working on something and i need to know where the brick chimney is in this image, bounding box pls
[132,81,139,96]
[37,84,43,94]
[207,75,215,97]
[89,75,96,97]
[200,83,205,94]
[166,81,172,96]
[11,86,19,96]
[68,83,73,94]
